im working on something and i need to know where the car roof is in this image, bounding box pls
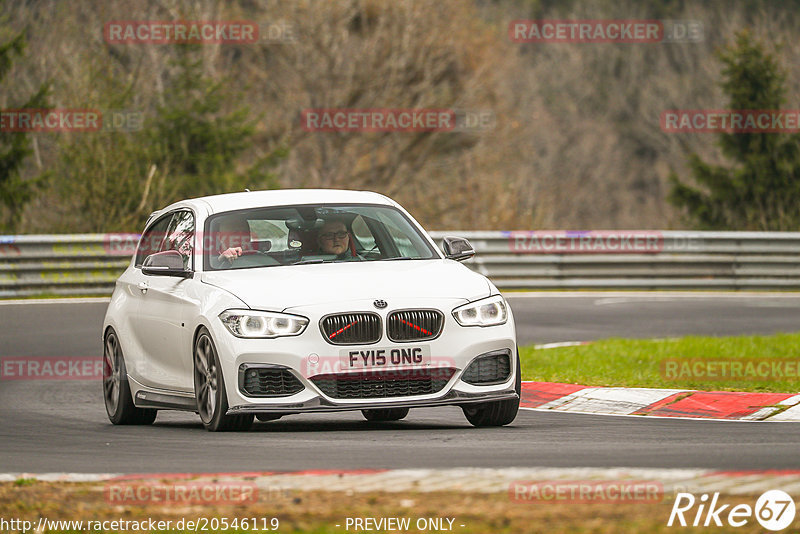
[155,189,397,218]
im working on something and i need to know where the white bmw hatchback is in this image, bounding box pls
[103,189,519,431]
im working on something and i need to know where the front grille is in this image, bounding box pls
[462,351,511,385]
[321,312,382,345]
[310,368,455,399]
[240,366,304,397]
[387,310,444,341]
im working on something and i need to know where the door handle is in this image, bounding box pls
[137,281,149,294]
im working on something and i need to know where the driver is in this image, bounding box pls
[317,218,356,259]
[214,216,252,266]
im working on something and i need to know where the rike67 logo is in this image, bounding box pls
[668,490,796,531]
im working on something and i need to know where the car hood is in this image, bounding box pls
[200,259,491,311]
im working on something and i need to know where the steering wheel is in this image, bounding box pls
[217,247,270,257]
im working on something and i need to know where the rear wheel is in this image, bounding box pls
[103,329,157,425]
[462,351,521,427]
[362,408,409,421]
[194,328,254,432]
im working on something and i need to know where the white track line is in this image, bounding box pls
[532,341,590,350]
[0,298,110,306]
[503,291,800,298]
[519,406,799,423]
[4,467,800,496]
[535,387,686,415]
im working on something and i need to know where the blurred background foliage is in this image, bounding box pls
[1,0,799,233]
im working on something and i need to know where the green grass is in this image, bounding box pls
[520,333,800,393]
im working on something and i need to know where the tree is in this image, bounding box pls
[669,30,800,230]
[148,47,285,201]
[0,30,49,232]
[52,45,285,232]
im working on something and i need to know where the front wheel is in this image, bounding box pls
[194,328,253,432]
[362,408,409,422]
[103,329,157,425]
[462,350,521,427]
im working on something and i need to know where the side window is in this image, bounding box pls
[135,214,172,267]
[351,215,377,252]
[162,211,195,269]
[383,221,414,256]
[378,212,428,257]
[249,219,289,252]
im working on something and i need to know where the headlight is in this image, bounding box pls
[452,295,508,327]
[219,309,309,338]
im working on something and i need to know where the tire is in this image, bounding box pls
[462,350,521,427]
[193,327,254,432]
[362,408,409,421]
[103,329,157,425]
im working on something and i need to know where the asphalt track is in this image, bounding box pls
[1,293,799,474]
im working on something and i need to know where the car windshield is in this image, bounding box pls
[203,204,439,271]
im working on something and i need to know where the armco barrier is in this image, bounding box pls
[1,231,800,297]
[462,231,800,290]
[0,235,130,297]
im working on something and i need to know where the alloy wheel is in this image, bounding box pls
[103,333,122,415]
[194,334,218,423]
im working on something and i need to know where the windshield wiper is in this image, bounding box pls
[381,256,414,261]
[292,259,329,265]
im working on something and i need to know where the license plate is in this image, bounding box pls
[340,346,431,370]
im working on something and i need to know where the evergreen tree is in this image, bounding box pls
[0,31,50,232]
[669,30,800,230]
[53,46,286,232]
[148,48,285,200]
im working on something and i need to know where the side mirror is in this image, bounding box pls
[442,236,476,262]
[142,250,193,278]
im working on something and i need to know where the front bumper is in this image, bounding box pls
[210,297,518,414]
[227,388,519,415]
